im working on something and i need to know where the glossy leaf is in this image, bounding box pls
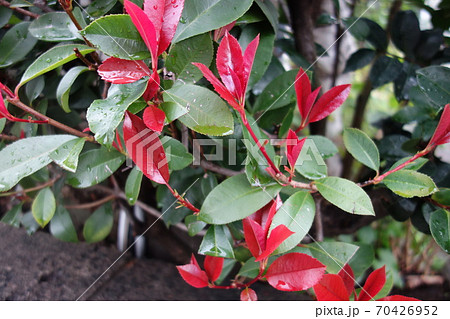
[1,204,23,227]
[308,84,351,123]
[254,70,297,112]
[0,135,77,192]
[241,288,257,301]
[160,136,193,171]
[295,139,328,180]
[172,0,253,43]
[50,206,78,242]
[198,225,235,258]
[66,148,125,188]
[432,189,450,206]
[32,187,56,228]
[343,17,387,51]
[265,253,326,291]
[0,6,12,29]
[56,66,89,113]
[83,202,114,243]
[306,242,360,274]
[338,263,355,296]
[143,105,166,132]
[315,177,375,215]
[286,129,305,168]
[25,77,44,106]
[87,78,148,146]
[255,224,293,261]
[98,57,151,84]
[50,138,86,173]
[343,128,380,172]
[176,255,209,288]
[163,84,234,136]
[313,274,350,301]
[185,214,206,237]
[358,266,386,301]
[81,15,150,60]
[308,135,338,159]
[199,174,282,224]
[416,66,450,107]
[369,56,402,89]
[428,104,450,146]
[391,10,420,58]
[125,166,143,205]
[204,255,224,282]
[383,170,437,198]
[123,111,170,184]
[389,157,428,172]
[0,22,38,68]
[86,0,118,17]
[29,12,80,42]
[344,48,376,73]
[430,209,450,253]
[166,33,213,84]
[18,44,96,88]
[255,0,278,32]
[270,191,315,254]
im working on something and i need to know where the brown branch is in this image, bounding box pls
[33,0,54,12]
[6,96,96,142]
[74,48,97,70]
[314,195,324,241]
[0,176,60,197]
[65,194,116,210]
[199,160,243,177]
[0,133,19,142]
[0,0,40,18]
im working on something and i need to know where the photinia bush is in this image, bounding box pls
[0,0,449,301]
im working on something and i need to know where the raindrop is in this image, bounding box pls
[153,5,158,10]
[45,58,52,63]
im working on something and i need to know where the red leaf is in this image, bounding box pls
[262,195,282,237]
[313,274,350,301]
[295,68,312,121]
[240,287,258,301]
[338,263,355,296]
[123,111,170,184]
[428,104,450,146]
[143,71,160,101]
[124,0,158,66]
[143,105,166,132]
[158,0,184,55]
[358,266,386,301]
[216,32,244,101]
[286,129,306,168]
[241,34,259,94]
[255,224,294,262]
[243,218,266,258]
[214,21,236,42]
[0,91,47,124]
[377,295,420,301]
[265,253,326,291]
[143,0,164,43]
[97,57,151,84]
[192,62,240,110]
[204,255,224,282]
[177,255,209,288]
[308,84,351,123]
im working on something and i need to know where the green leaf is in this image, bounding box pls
[161,136,193,171]
[29,12,80,42]
[343,17,387,51]
[315,177,375,215]
[172,0,253,43]
[185,214,206,236]
[50,138,86,173]
[237,257,260,278]
[383,170,437,198]
[307,242,359,274]
[125,166,143,205]
[0,6,13,29]
[255,0,278,32]
[432,189,450,206]
[32,187,56,227]
[66,148,125,188]
[160,101,188,123]
[0,118,6,134]
[416,66,450,107]
[307,135,338,159]
[295,138,328,180]
[253,70,297,112]
[10,0,33,7]
[56,66,90,113]
[389,157,428,172]
[430,209,450,253]
[163,84,234,136]
[199,174,282,224]
[0,22,38,68]
[369,56,402,88]
[166,33,213,84]
[50,206,78,242]
[201,173,218,197]
[1,204,23,227]
[0,135,77,192]
[83,202,114,243]
[86,0,118,17]
[18,44,96,88]
[198,225,235,258]
[81,14,150,60]
[343,128,380,172]
[25,77,45,105]
[87,79,148,146]
[239,22,275,89]
[270,191,315,254]
[344,48,376,73]
[374,271,394,299]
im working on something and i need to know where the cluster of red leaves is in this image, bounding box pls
[285,129,306,169]
[194,31,259,111]
[313,265,419,301]
[295,68,351,132]
[243,196,293,262]
[176,254,224,288]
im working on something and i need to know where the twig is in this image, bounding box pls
[33,0,54,12]
[0,176,60,197]
[181,124,189,149]
[0,134,19,142]
[314,195,324,241]
[0,0,40,18]
[6,96,96,142]
[199,160,242,177]
[65,194,116,210]
[74,48,97,70]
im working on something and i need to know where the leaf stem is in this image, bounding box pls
[6,96,96,143]
[165,183,200,213]
[65,194,116,210]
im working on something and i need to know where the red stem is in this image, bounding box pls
[165,183,200,213]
